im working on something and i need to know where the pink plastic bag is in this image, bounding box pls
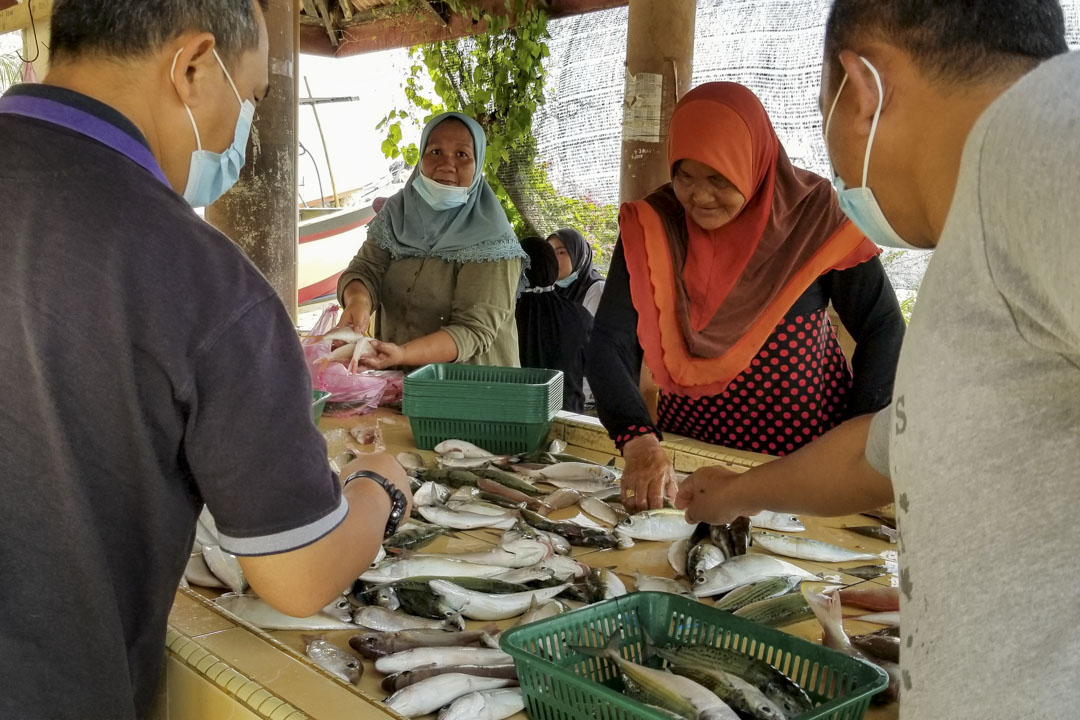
[302,305,401,415]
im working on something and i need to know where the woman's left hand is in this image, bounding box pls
[356,340,407,370]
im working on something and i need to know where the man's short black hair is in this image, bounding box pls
[50,0,270,65]
[825,0,1069,85]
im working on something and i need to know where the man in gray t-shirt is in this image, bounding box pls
[677,2,1078,717]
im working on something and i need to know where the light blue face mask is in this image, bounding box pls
[172,49,255,208]
[554,270,579,288]
[413,172,470,211]
[824,57,923,251]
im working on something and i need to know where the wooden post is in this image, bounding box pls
[621,0,695,421]
[619,0,695,204]
[206,0,300,321]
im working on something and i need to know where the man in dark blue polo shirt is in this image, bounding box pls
[0,1,411,717]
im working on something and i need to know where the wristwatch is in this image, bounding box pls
[343,470,408,538]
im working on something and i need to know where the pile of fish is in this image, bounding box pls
[183,437,899,718]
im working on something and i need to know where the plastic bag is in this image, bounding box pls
[302,305,401,415]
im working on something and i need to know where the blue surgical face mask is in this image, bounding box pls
[413,172,470,211]
[555,270,578,288]
[172,49,255,208]
[824,57,923,251]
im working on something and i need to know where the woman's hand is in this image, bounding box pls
[338,280,372,334]
[675,465,756,525]
[620,434,678,514]
[356,340,407,370]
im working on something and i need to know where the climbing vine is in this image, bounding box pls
[376,0,550,234]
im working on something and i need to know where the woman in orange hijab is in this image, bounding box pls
[587,82,905,513]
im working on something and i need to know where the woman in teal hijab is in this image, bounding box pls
[336,113,527,369]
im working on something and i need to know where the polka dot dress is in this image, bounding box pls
[656,309,852,456]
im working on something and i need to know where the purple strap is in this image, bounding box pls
[0,94,170,187]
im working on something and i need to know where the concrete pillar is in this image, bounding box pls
[206,0,299,321]
[618,0,695,203]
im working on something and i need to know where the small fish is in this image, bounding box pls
[599,568,627,599]
[350,629,495,659]
[713,575,802,612]
[668,666,787,720]
[412,538,550,569]
[511,597,566,627]
[652,642,812,718]
[538,488,584,515]
[428,580,569,620]
[748,510,806,532]
[303,636,363,684]
[375,646,514,675]
[417,505,519,530]
[475,477,546,510]
[321,595,356,623]
[751,530,878,563]
[733,591,813,628]
[548,439,567,454]
[439,455,504,470]
[214,594,355,631]
[854,611,901,626]
[351,606,463,632]
[313,326,368,344]
[414,481,453,507]
[383,664,517,692]
[383,674,516,719]
[694,555,818,597]
[438,688,524,720]
[530,462,618,483]
[572,633,738,720]
[471,466,545,496]
[540,477,620,494]
[435,439,499,459]
[851,631,900,664]
[838,584,900,612]
[845,564,890,580]
[578,496,619,525]
[384,521,450,551]
[361,557,511,584]
[616,509,698,542]
[668,538,690,578]
[446,499,523,517]
[632,572,693,598]
[202,545,247,594]
[806,592,900,703]
[843,525,898,543]
[396,451,425,471]
[687,540,725,580]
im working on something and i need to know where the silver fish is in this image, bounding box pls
[748,510,806,532]
[446,499,521,517]
[202,545,247,594]
[853,611,901,626]
[632,572,694,598]
[600,568,627,599]
[396,451,426,471]
[807,592,901,703]
[616,509,698,541]
[415,481,453,507]
[350,629,497,659]
[668,538,690,578]
[541,476,620,494]
[531,462,619,482]
[352,606,463,632]
[321,595,355,623]
[214,594,355,630]
[548,439,567,453]
[435,439,499,458]
[438,456,506,469]
[511,597,566,628]
[751,530,877,563]
[361,557,511,583]
[383,674,516,718]
[668,666,787,720]
[304,636,363,684]
[418,505,519,530]
[383,665,517,692]
[412,538,550,569]
[694,555,818,597]
[538,488,584,514]
[376,646,514,674]
[438,688,524,720]
[688,541,725,580]
[578,496,619,526]
[428,580,569,620]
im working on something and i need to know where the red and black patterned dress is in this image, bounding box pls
[590,242,905,457]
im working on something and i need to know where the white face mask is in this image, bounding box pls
[413,172,470,211]
[824,57,925,251]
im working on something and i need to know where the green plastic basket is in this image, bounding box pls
[500,592,888,720]
[403,364,563,453]
[311,390,331,423]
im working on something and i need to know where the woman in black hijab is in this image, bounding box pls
[548,228,606,316]
[516,237,594,413]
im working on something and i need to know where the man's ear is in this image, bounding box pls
[838,49,887,140]
[169,33,218,109]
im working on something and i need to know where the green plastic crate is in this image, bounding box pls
[500,592,888,720]
[311,390,331,423]
[403,364,563,453]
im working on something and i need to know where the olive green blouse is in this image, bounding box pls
[337,241,522,368]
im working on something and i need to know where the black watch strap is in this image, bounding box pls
[343,470,408,538]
